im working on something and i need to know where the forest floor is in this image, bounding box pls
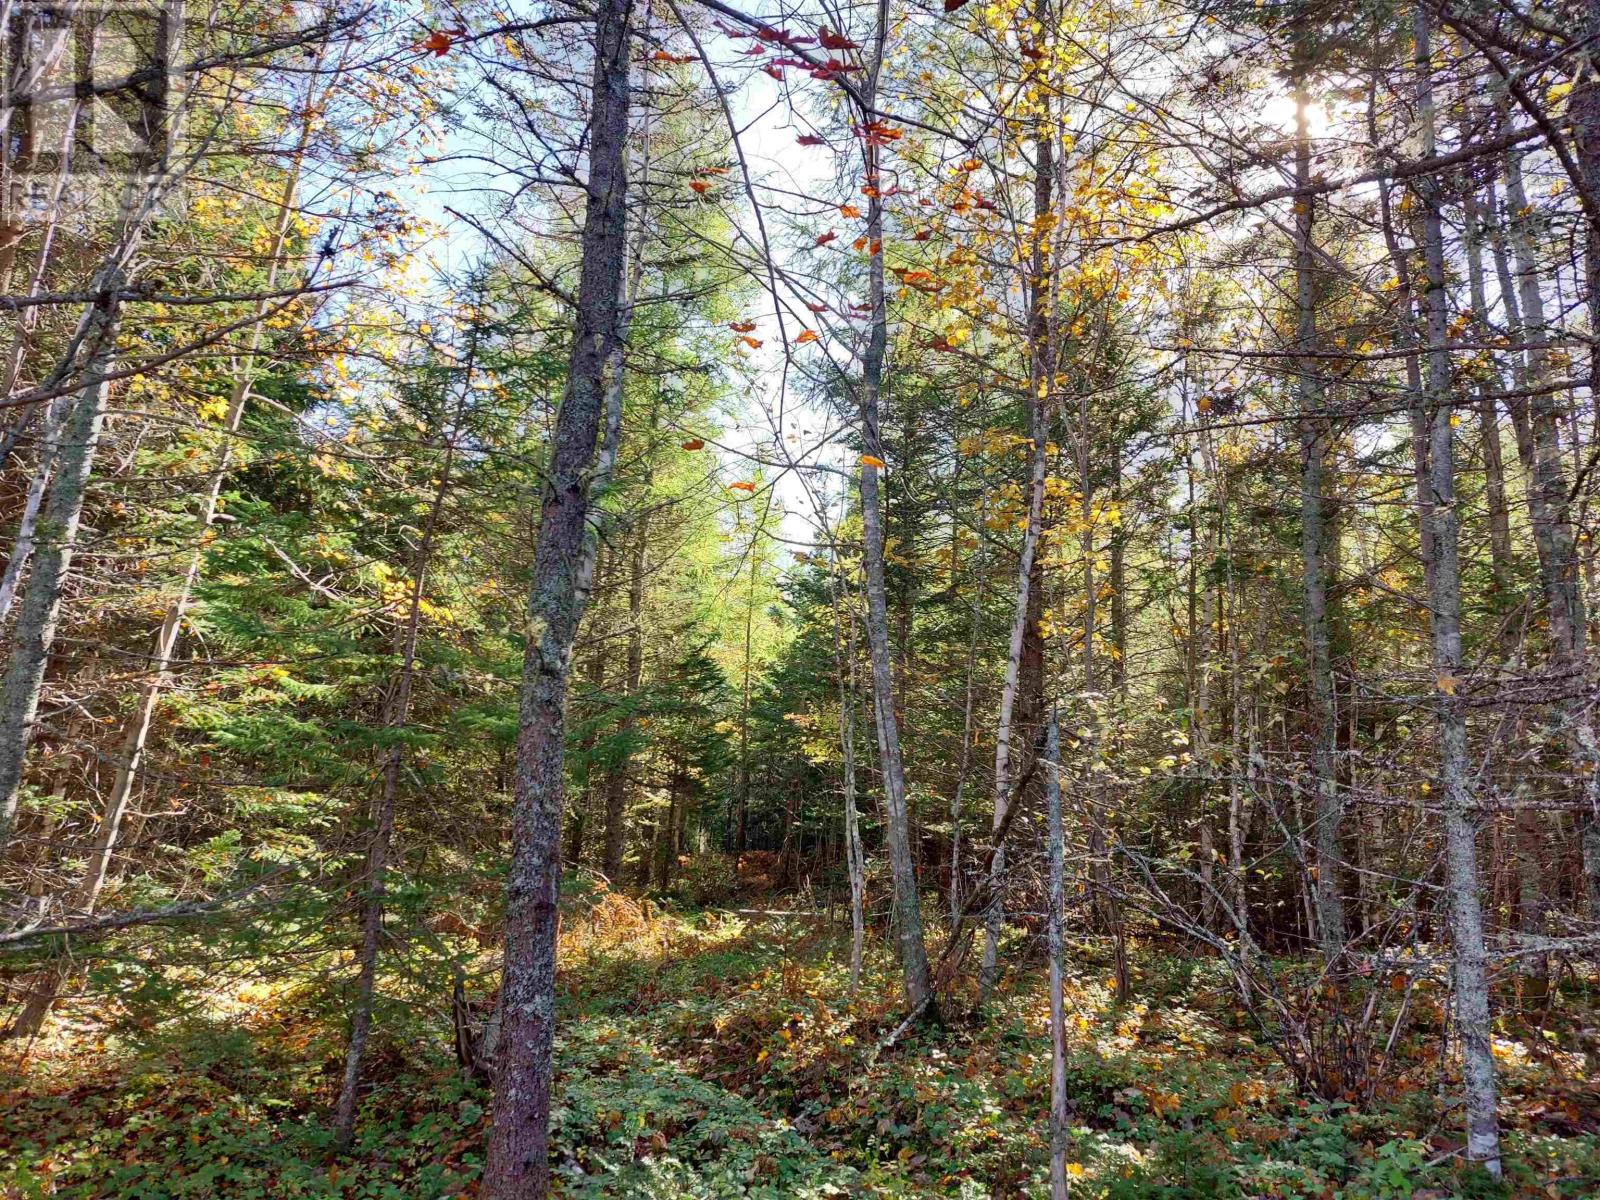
[4,889,1599,1199]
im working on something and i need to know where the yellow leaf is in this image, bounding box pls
[1436,675,1459,696]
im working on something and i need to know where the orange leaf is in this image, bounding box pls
[739,335,763,349]
[859,454,886,469]
[689,180,710,194]
[839,203,861,218]
[795,330,819,344]
[729,481,757,492]
[852,235,869,251]
[681,438,705,451]
[729,320,757,333]
[423,30,452,56]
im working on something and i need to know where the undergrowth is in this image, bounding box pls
[3,903,1597,1198]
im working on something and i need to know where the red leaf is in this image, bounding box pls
[814,230,838,246]
[682,438,705,451]
[818,27,860,51]
[422,30,451,56]
[853,120,903,145]
[797,134,828,147]
[945,0,970,10]
[806,302,828,313]
[764,64,785,80]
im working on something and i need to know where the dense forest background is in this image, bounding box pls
[2,0,1599,1196]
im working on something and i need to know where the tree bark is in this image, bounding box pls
[1295,60,1346,963]
[0,287,120,855]
[333,408,459,1150]
[1044,711,1070,1200]
[601,517,646,882]
[1414,9,1502,1175]
[949,531,984,929]
[830,568,866,994]
[981,15,1054,1000]
[483,0,634,1190]
[855,0,933,1016]
[1501,119,1600,921]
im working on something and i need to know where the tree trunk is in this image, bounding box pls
[0,288,121,855]
[1045,711,1070,1200]
[1295,64,1346,963]
[333,417,458,1149]
[830,567,866,994]
[949,530,985,929]
[0,0,181,857]
[981,22,1054,1001]
[1414,9,1502,1175]
[601,518,646,882]
[855,3,932,1016]
[1461,186,1515,603]
[483,0,633,1189]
